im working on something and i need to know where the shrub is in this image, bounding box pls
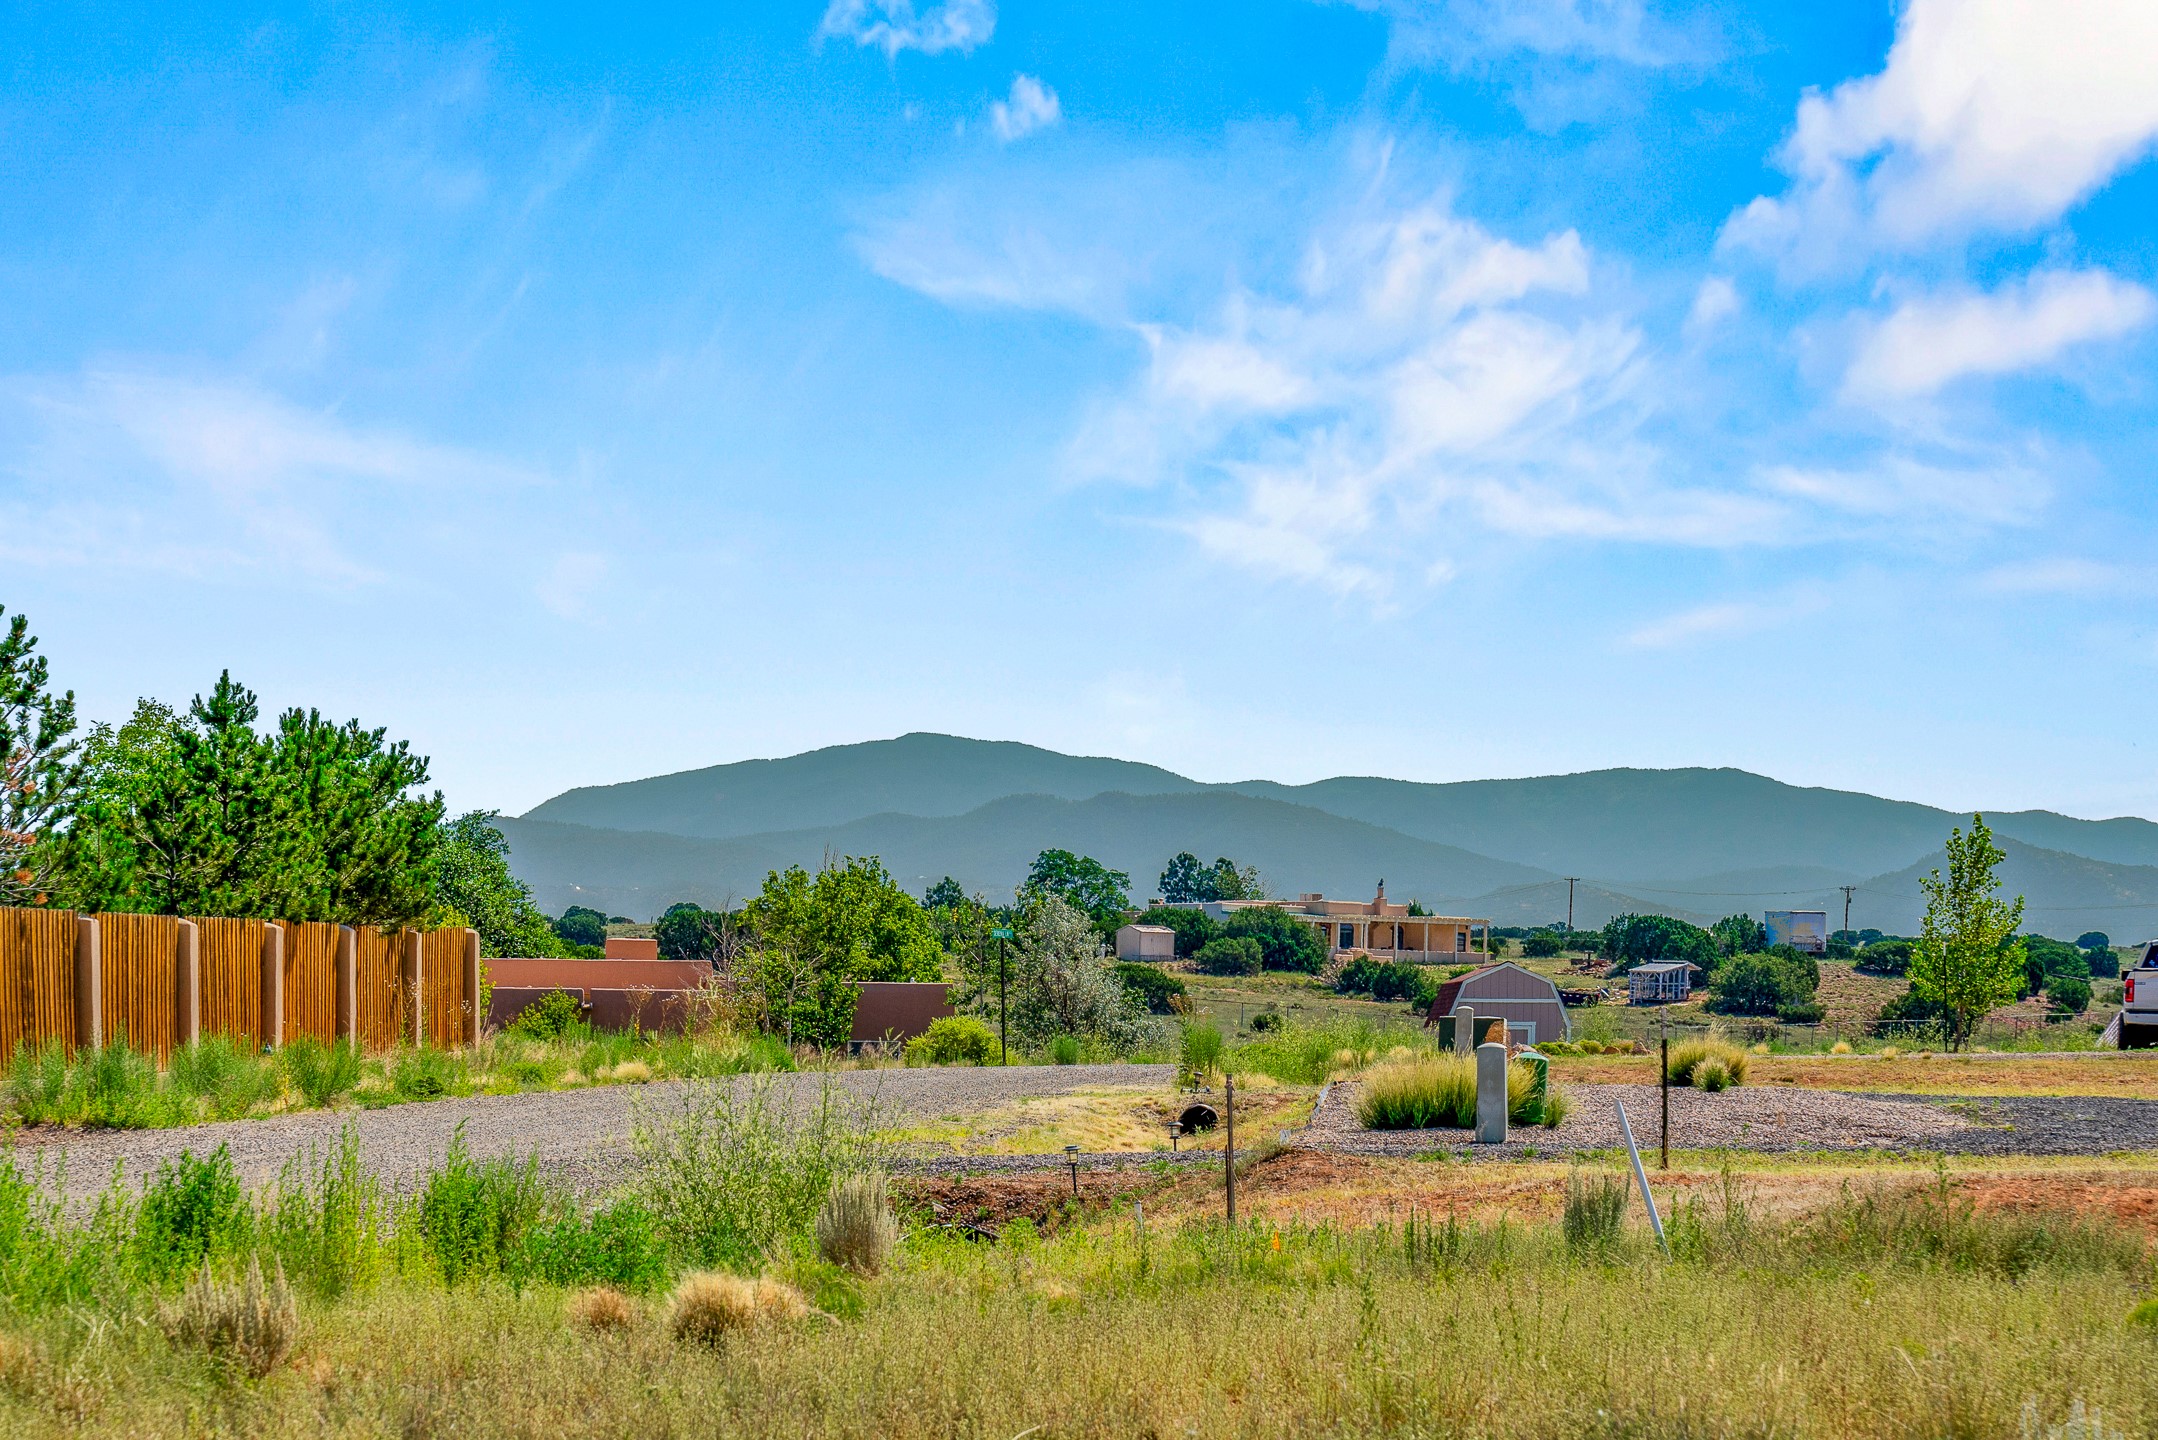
[160,1256,298,1380]
[1221,907,1328,974]
[1665,1039,1749,1088]
[392,1047,465,1100]
[633,1075,882,1272]
[904,1016,997,1066]
[417,1128,551,1285]
[136,1147,250,1281]
[1563,1171,1627,1255]
[1856,939,1914,975]
[1335,957,1439,1006]
[1872,985,1946,1038]
[1707,952,1818,1017]
[1193,937,1262,976]
[169,1036,280,1120]
[508,990,585,1041]
[1180,1022,1224,1080]
[2047,973,2093,1014]
[281,1038,361,1109]
[815,1173,898,1275]
[1248,1011,1282,1033]
[1696,1058,1733,1092]
[1776,1001,1827,1024]
[79,1038,165,1128]
[261,1127,387,1299]
[668,1272,807,1346]
[568,1286,638,1335]
[1048,1035,1081,1065]
[522,1198,669,1292]
[1521,930,1563,958]
[1113,962,1187,1015]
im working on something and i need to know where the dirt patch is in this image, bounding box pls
[1956,1173,2158,1231]
[896,1168,1166,1235]
[1550,1053,2158,1099]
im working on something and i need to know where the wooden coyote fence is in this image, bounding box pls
[0,905,477,1059]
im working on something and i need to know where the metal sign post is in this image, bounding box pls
[1660,1009,1670,1171]
[1224,1071,1237,1223]
[1614,1098,1670,1257]
[991,926,1014,1065]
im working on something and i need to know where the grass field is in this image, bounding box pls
[3,1122,2155,1439]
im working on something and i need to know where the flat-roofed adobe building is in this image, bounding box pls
[1155,882,1490,961]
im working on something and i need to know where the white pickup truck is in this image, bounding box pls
[2120,941,2158,1047]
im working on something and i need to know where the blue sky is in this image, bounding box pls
[3,0,2155,821]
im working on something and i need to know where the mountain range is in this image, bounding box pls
[501,733,2158,941]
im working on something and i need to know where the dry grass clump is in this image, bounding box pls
[1665,1038,1750,1090]
[816,1173,899,1275]
[667,1272,809,1346]
[567,1287,638,1335]
[0,1331,39,1396]
[1830,1040,1853,1054]
[160,1257,298,1379]
[602,1060,654,1084]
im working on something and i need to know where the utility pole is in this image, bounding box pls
[1838,885,1857,939]
[991,925,1015,1064]
[1564,878,1580,934]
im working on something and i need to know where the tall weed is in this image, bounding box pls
[281,1038,362,1108]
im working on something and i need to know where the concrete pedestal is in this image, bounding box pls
[1475,1041,1508,1144]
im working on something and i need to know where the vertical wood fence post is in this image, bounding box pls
[461,928,481,1046]
[401,929,424,1046]
[175,920,200,1048]
[260,922,286,1051]
[74,915,102,1052]
[335,925,357,1045]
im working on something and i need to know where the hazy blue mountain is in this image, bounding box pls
[500,790,1560,921]
[504,733,2158,939]
[1832,838,2158,940]
[522,732,1203,838]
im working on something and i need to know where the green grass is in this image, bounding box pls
[0,1025,800,1132]
[0,1137,2148,1438]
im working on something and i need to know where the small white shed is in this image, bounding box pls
[1115,923,1176,963]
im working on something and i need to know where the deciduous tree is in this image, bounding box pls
[1909,816,2026,1051]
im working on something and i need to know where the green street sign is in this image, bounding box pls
[991,927,1015,940]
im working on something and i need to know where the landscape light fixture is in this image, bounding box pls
[1064,1144,1081,1198]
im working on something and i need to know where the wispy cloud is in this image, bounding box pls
[989,75,1061,143]
[1345,0,1715,69]
[1842,269,2155,401]
[817,0,995,58]
[0,368,542,585]
[1978,556,2138,597]
[1624,589,1825,650]
[1725,0,2158,270]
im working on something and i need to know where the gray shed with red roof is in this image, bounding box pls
[1423,961,1571,1045]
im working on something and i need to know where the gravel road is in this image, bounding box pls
[1302,1081,2158,1158]
[6,1064,1176,1202]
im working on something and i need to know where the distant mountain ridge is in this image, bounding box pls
[506,733,2158,938]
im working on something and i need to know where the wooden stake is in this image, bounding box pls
[1224,1071,1237,1223]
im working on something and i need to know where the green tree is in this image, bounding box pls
[1600,914,1721,977]
[0,604,81,906]
[1004,894,1151,1049]
[553,906,608,949]
[1908,816,2026,1051]
[1521,930,1564,958]
[1158,851,1261,903]
[1157,852,1208,903]
[1706,951,1819,1018]
[1221,906,1327,974]
[742,856,942,1048]
[1021,849,1130,925]
[1192,936,1263,976]
[655,903,743,964]
[921,876,969,911]
[2045,972,2092,1015]
[1709,914,1767,956]
[432,812,562,958]
[53,675,441,924]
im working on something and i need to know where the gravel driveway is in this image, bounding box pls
[1302,1081,2158,1158]
[6,1064,1176,1202]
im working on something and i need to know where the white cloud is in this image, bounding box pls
[816,0,995,58]
[1684,275,1739,336]
[989,75,1061,144]
[1843,269,2156,401]
[1756,455,2048,530]
[1727,0,2158,266]
[0,369,540,584]
[539,552,610,619]
[1979,557,2136,597]
[1624,589,1824,650]
[1344,0,1710,70]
